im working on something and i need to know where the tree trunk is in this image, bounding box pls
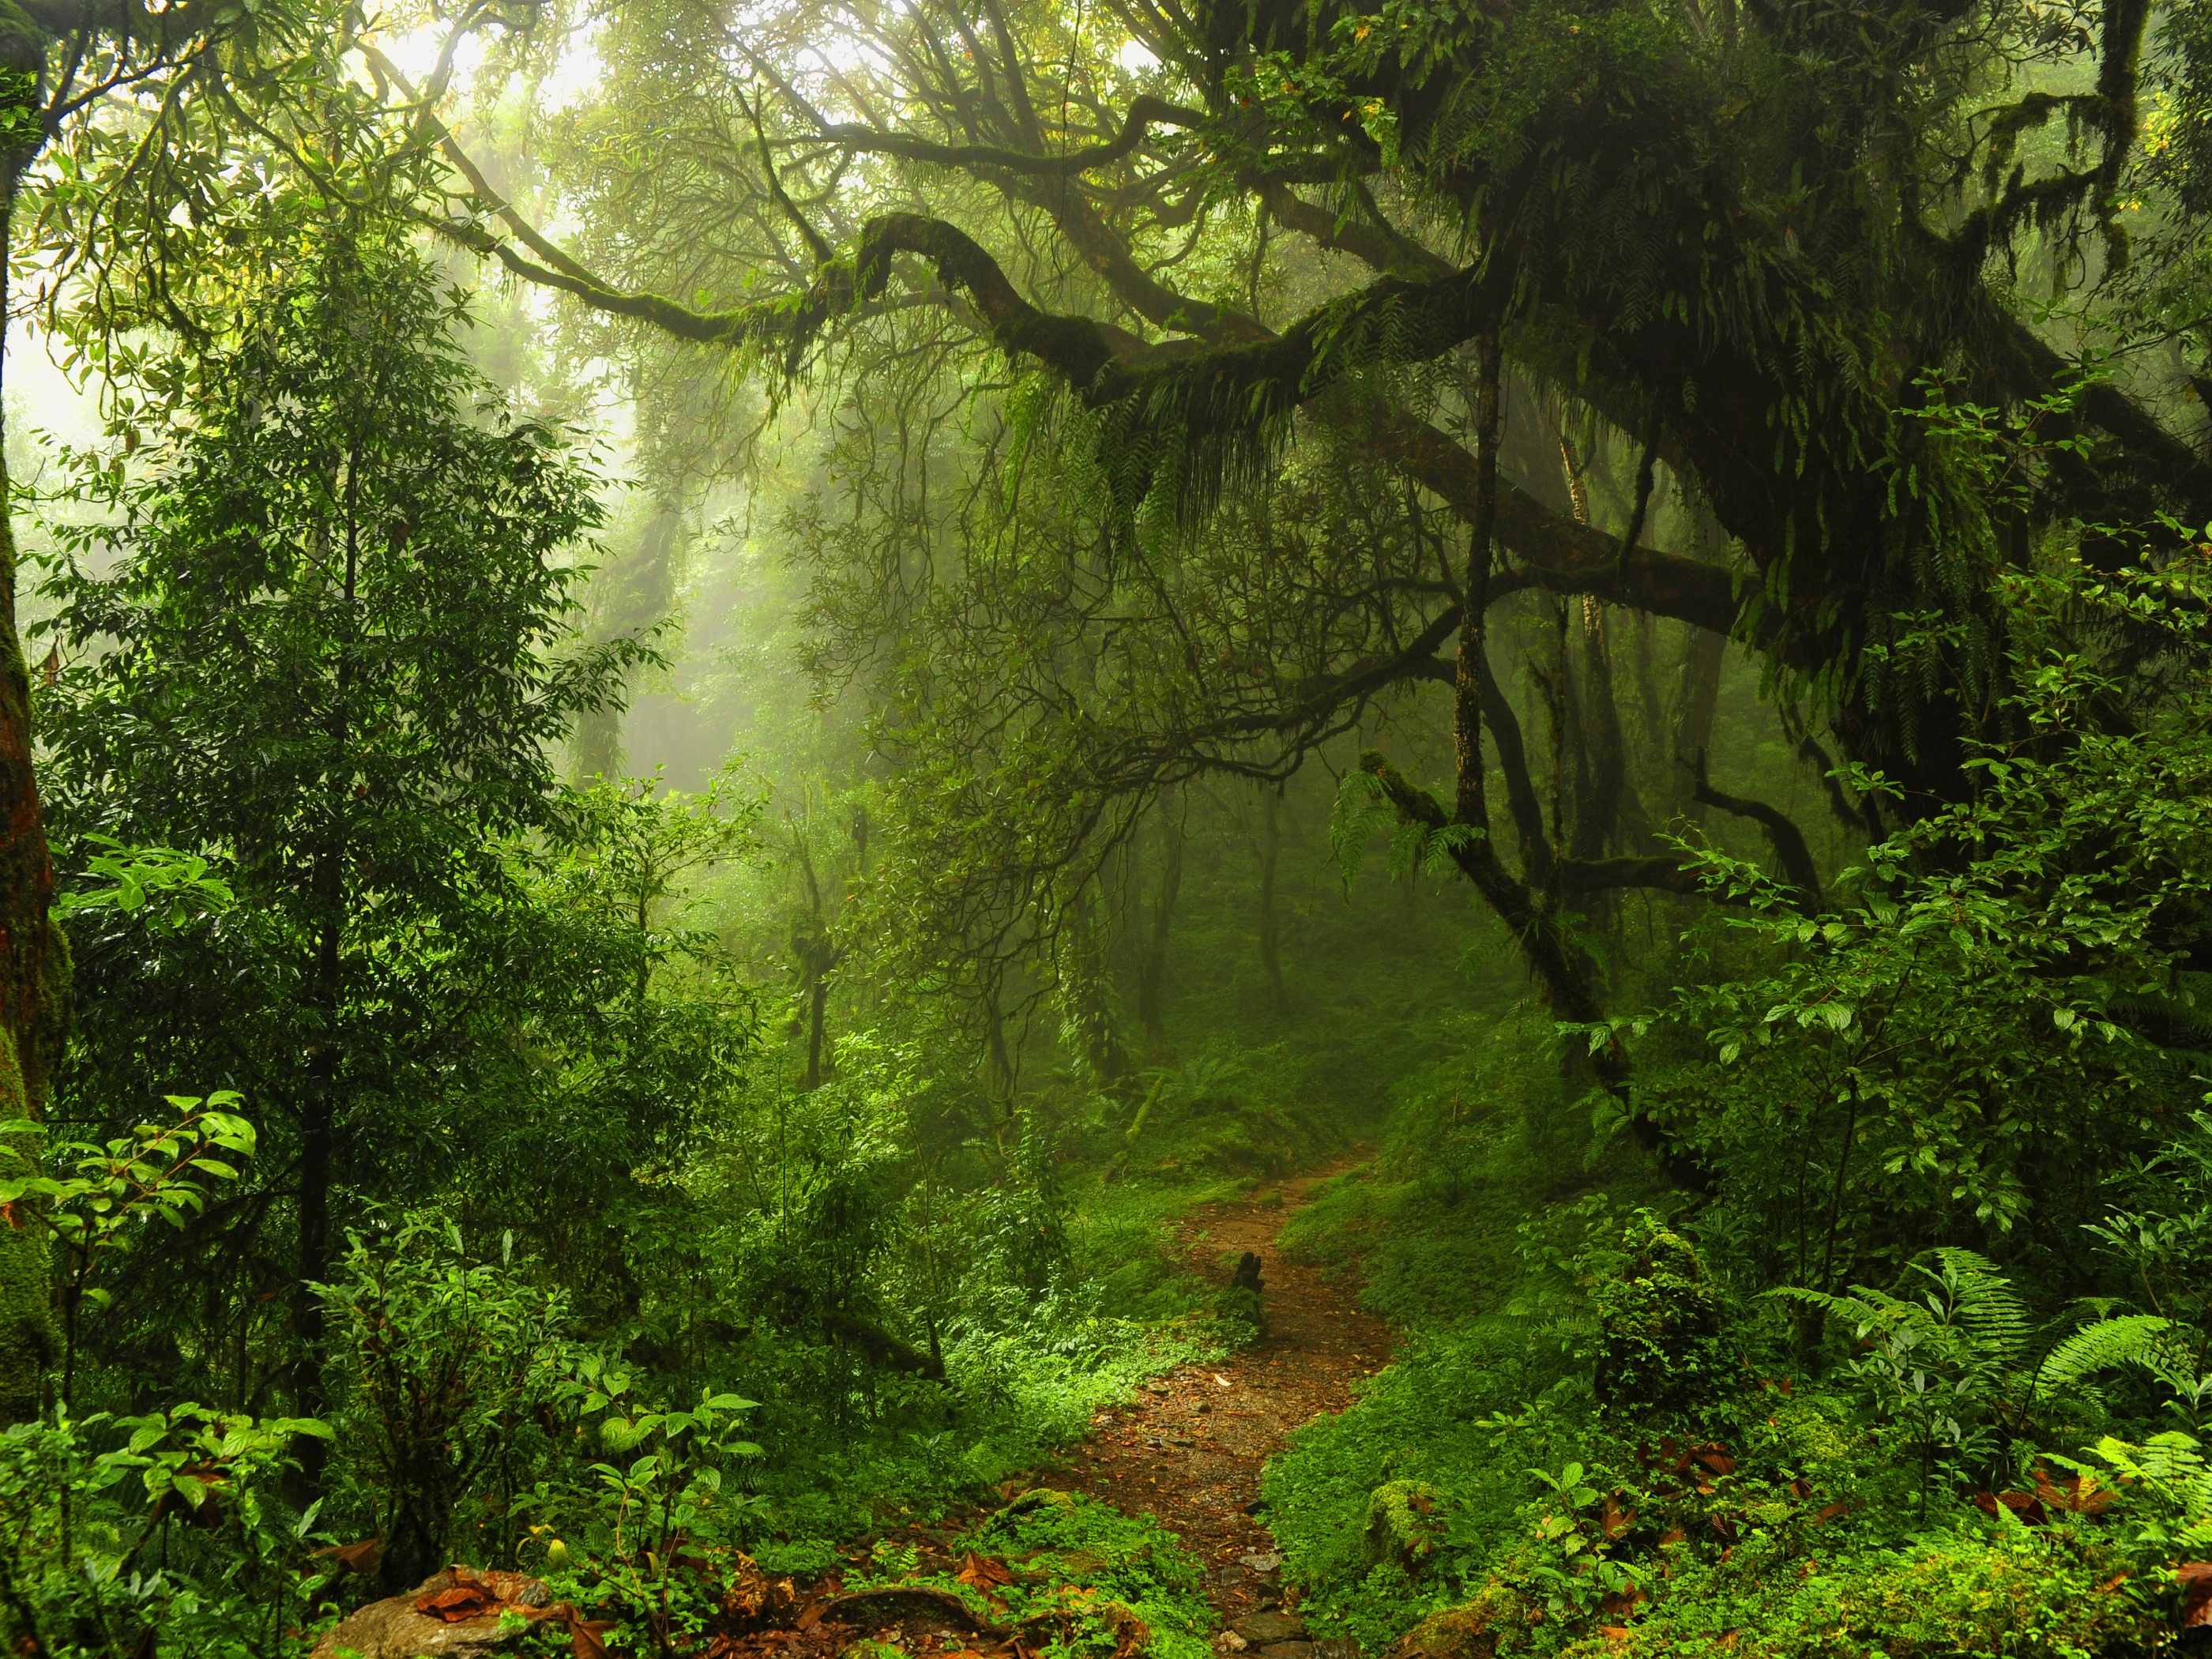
[804,978,830,1089]
[574,500,681,783]
[1134,797,1183,1051]
[1257,785,1286,1014]
[1673,630,1726,824]
[0,148,73,1425]
[292,446,360,1485]
[1063,886,1129,1083]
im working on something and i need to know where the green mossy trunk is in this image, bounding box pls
[0,442,71,1425]
[0,24,73,1411]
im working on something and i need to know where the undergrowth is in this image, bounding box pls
[1261,1029,2189,1659]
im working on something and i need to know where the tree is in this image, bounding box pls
[327,0,2212,1184]
[0,0,415,1424]
[32,235,652,1434]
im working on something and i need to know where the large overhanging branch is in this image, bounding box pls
[802,92,1206,179]
[399,62,1744,637]
[414,131,1746,647]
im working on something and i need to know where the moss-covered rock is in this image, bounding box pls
[1362,1480,1444,1574]
[1589,1209,1725,1424]
[1385,1585,1533,1659]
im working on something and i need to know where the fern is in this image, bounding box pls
[1328,769,1394,886]
[1928,1248,2030,1366]
[2035,1313,2175,1393]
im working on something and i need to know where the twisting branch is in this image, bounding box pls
[803,93,1205,179]
[740,88,835,267]
[1359,752,1711,1193]
[1690,750,1823,913]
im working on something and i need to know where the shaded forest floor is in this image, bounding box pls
[337,1161,1394,1659]
[1037,1157,1390,1640]
[788,1157,1393,1659]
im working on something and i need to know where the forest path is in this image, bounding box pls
[1035,1155,1390,1649]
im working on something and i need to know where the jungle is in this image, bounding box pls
[7,0,2212,1653]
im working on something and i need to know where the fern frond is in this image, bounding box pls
[1765,1284,1884,1326]
[1328,770,1393,887]
[1929,1247,2031,1362]
[2036,1314,2175,1392]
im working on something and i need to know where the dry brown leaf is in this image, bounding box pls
[1599,1494,1637,1540]
[2177,1563,2212,1628]
[2032,1472,2115,1516]
[958,1555,1016,1594]
[415,1586,498,1622]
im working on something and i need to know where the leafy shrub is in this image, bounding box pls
[322,1210,572,1590]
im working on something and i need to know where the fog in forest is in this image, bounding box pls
[5,2,2212,1655]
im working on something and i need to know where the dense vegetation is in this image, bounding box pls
[9,0,2212,1653]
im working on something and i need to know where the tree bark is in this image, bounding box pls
[0,85,72,1424]
[292,435,361,1487]
[1256,785,1285,1014]
[1134,796,1183,1051]
[1673,630,1726,825]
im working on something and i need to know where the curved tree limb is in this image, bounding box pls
[805,92,1205,179]
[1690,750,1823,913]
[1358,751,1710,1192]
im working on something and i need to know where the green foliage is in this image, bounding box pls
[0,1093,331,1658]
[28,232,694,1417]
[0,1402,336,1659]
[321,1212,573,1590]
[52,836,233,925]
[1594,558,2212,1293]
[1587,1212,1728,1428]
[548,1357,769,1655]
[961,1490,1215,1659]
[0,1093,256,1406]
[1773,1250,2030,1511]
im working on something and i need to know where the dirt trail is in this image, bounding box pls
[1037,1157,1390,1647]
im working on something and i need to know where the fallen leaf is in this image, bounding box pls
[1811,1500,1849,1525]
[416,1586,498,1621]
[958,1554,1015,1594]
[1600,1493,1638,1539]
[2177,1563,2212,1628]
[2033,1471,2115,1516]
